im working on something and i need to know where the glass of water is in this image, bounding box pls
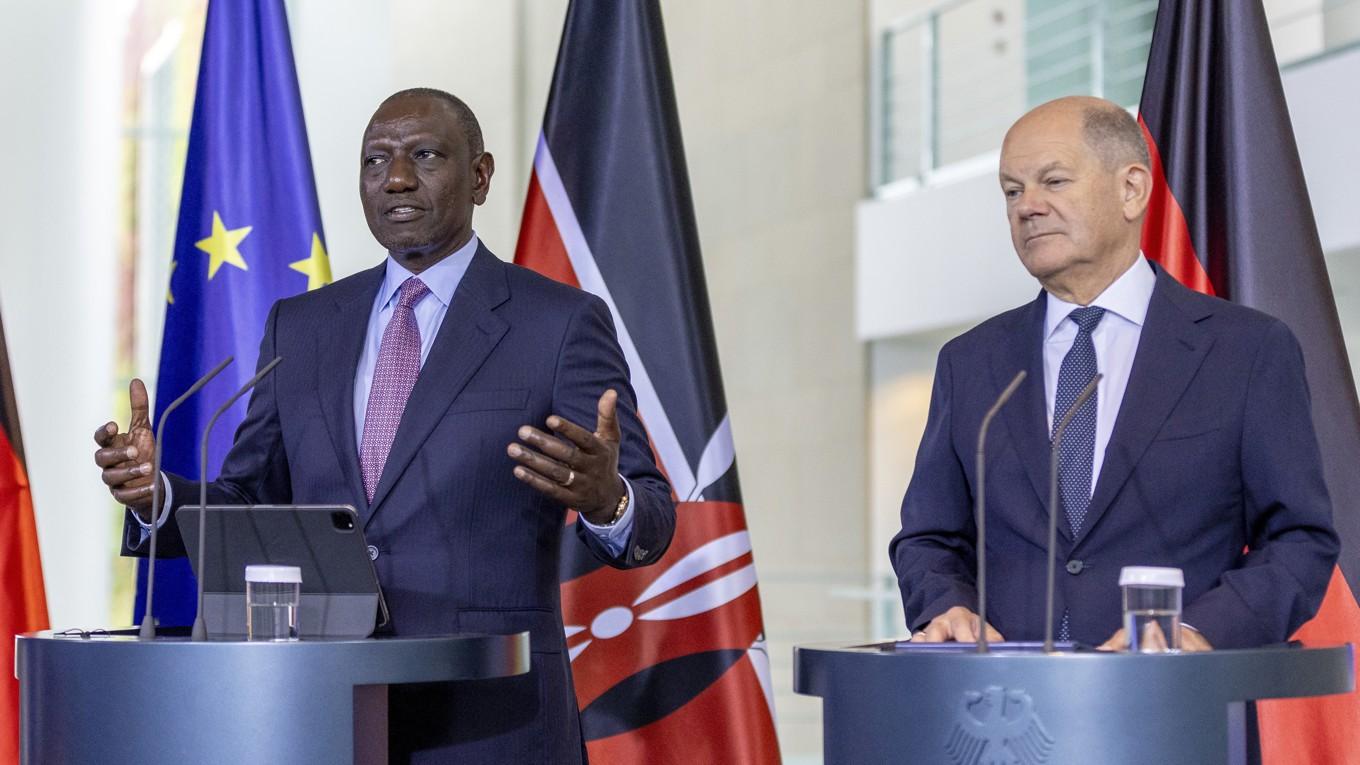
[245,564,301,641]
[1119,566,1184,653]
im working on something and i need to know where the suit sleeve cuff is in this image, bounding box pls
[130,473,175,549]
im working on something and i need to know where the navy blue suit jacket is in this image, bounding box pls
[889,265,1338,649]
[127,245,675,763]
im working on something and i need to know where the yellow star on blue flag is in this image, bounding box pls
[195,211,251,279]
[289,232,332,290]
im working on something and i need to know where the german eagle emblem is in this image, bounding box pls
[945,686,1055,765]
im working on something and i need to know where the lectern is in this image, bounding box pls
[17,629,529,764]
[795,642,1353,765]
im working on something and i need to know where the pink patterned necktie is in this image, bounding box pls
[360,277,431,503]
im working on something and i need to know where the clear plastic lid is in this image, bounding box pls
[244,564,302,584]
[1118,566,1184,588]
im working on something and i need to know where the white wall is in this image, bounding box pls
[0,0,126,628]
[857,161,1033,340]
[1285,44,1360,256]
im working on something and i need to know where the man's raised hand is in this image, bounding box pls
[93,379,159,516]
[508,389,627,524]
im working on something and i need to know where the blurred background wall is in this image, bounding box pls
[1,0,1357,761]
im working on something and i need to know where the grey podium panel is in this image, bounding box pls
[17,630,529,765]
[795,642,1353,765]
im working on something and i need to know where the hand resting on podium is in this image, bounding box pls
[913,605,1213,651]
[1099,622,1213,652]
[912,606,1004,643]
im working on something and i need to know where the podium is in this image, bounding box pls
[16,629,530,765]
[795,642,1354,765]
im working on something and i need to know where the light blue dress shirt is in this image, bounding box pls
[141,233,633,554]
[1042,254,1156,493]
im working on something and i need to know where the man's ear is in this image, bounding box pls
[473,152,495,206]
[1122,162,1152,222]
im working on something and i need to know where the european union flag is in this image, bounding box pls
[136,0,330,626]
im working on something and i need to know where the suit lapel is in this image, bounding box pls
[1075,268,1214,547]
[991,292,1066,540]
[318,263,386,514]
[363,245,511,525]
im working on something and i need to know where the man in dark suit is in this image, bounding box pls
[890,96,1338,650]
[94,88,675,763]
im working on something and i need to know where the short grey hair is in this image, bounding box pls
[1081,104,1150,170]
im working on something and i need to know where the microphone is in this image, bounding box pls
[1043,373,1102,653]
[140,356,234,641]
[974,370,1027,654]
[191,356,283,642]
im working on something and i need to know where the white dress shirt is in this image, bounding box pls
[140,233,633,554]
[1043,254,1156,490]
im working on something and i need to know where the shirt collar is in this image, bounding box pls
[377,233,480,310]
[1044,253,1156,340]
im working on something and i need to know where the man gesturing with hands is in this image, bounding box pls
[98,382,642,530]
[93,88,675,764]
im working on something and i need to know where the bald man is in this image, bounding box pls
[889,97,1338,650]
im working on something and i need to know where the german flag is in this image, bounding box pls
[1139,2,1360,762]
[0,308,47,763]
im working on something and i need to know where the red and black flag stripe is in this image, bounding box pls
[515,0,780,761]
[0,306,48,763]
[1139,2,1360,761]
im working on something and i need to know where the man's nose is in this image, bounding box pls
[383,156,417,192]
[1015,189,1047,218]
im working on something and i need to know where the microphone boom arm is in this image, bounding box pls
[139,356,234,641]
[974,370,1027,653]
[1044,373,1102,653]
[191,356,283,642]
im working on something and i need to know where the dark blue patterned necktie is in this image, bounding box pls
[1054,306,1104,643]
[1053,306,1106,534]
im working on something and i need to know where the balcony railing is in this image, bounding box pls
[870,0,1360,194]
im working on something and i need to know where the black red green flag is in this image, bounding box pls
[0,307,48,763]
[1139,2,1360,761]
[514,0,780,761]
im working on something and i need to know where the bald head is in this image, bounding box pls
[1012,96,1149,171]
[998,96,1154,304]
